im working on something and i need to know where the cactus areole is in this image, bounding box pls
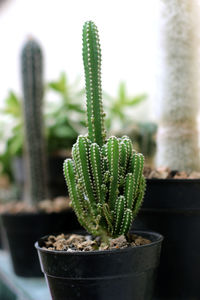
[63,21,145,242]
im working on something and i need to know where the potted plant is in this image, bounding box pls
[135,1,200,298]
[0,38,80,277]
[35,21,163,300]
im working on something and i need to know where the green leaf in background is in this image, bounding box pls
[2,91,22,118]
[48,72,67,94]
[104,81,147,131]
[67,103,85,113]
[126,94,147,106]
[119,82,126,104]
[9,125,24,156]
[45,72,86,153]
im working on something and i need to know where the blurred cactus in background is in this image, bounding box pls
[21,38,48,204]
[64,21,145,241]
[156,0,200,171]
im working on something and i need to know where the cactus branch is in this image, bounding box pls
[82,21,106,146]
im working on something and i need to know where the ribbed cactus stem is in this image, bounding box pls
[107,136,120,211]
[21,38,48,204]
[63,21,145,241]
[82,21,106,146]
[156,0,200,171]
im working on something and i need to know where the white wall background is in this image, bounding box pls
[0,0,160,119]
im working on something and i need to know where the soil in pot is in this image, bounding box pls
[42,232,151,251]
[36,231,163,300]
[0,197,82,277]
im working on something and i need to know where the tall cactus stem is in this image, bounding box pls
[82,21,106,146]
[21,38,48,204]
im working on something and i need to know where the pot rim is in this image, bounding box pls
[35,230,163,256]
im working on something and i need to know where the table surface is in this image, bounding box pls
[0,251,51,300]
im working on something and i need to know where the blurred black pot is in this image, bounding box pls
[1,209,81,277]
[134,178,200,299]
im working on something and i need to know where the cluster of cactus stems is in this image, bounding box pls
[64,21,145,241]
[21,38,48,204]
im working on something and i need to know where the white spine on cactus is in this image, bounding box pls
[156,0,200,171]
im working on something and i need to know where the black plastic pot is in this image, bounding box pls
[0,220,8,250]
[35,231,163,300]
[0,222,9,250]
[134,178,200,299]
[1,210,81,277]
[0,224,3,249]
[48,156,69,197]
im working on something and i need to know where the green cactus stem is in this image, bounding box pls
[64,21,145,241]
[82,21,106,146]
[21,38,48,204]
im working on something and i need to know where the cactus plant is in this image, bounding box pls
[156,0,200,172]
[63,21,145,241]
[21,38,48,204]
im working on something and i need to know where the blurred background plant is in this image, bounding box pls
[45,72,86,155]
[0,73,86,185]
[104,82,157,165]
[104,82,147,131]
[0,91,22,201]
[0,91,23,181]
